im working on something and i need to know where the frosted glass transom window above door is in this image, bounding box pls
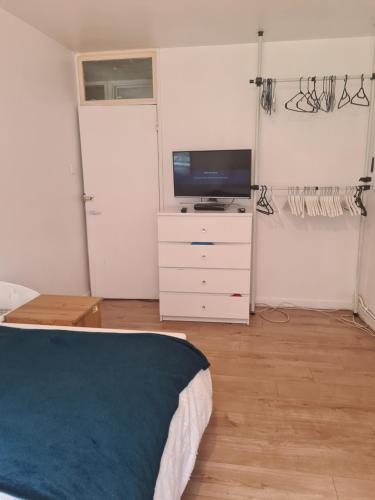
[77,50,157,105]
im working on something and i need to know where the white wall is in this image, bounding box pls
[159,37,374,308]
[0,8,89,294]
[158,43,257,210]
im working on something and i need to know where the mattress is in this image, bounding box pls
[0,324,212,500]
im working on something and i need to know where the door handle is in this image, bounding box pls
[88,210,102,215]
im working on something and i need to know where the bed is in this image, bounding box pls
[0,323,212,500]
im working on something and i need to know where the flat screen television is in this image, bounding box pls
[173,149,251,198]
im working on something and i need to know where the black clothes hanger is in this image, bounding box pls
[309,77,320,111]
[354,186,367,216]
[296,77,316,113]
[329,75,337,112]
[261,79,274,115]
[256,186,268,214]
[285,77,307,112]
[321,75,335,112]
[256,185,274,215]
[338,75,351,109]
[351,74,370,107]
[318,76,330,112]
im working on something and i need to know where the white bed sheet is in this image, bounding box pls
[0,324,212,500]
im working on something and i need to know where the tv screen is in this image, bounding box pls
[173,149,251,198]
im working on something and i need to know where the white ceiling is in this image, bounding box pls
[1,0,375,52]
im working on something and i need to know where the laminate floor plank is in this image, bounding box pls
[333,477,375,500]
[184,461,338,500]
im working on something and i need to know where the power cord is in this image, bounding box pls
[256,302,375,339]
[257,304,290,323]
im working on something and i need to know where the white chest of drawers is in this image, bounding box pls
[157,211,252,324]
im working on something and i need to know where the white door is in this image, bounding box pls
[79,105,159,299]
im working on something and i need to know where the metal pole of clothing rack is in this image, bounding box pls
[354,37,375,314]
[252,185,375,192]
[249,74,375,85]
[250,30,264,315]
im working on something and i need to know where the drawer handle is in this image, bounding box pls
[202,254,207,259]
[202,228,207,232]
[202,280,207,284]
[202,305,206,310]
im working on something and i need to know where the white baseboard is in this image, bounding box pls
[256,296,353,310]
[358,302,375,331]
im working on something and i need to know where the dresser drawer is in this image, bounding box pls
[160,292,249,321]
[159,268,250,294]
[158,243,251,269]
[158,214,252,243]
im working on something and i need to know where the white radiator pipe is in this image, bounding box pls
[250,30,264,314]
[354,35,375,314]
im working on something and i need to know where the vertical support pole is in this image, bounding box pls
[250,30,264,314]
[354,36,375,314]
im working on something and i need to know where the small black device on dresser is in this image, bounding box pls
[194,203,227,211]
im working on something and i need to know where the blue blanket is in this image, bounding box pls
[0,326,209,500]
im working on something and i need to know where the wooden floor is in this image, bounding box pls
[102,300,375,500]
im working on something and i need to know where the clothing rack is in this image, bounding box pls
[249,30,375,314]
[254,183,373,218]
[249,74,375,86]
